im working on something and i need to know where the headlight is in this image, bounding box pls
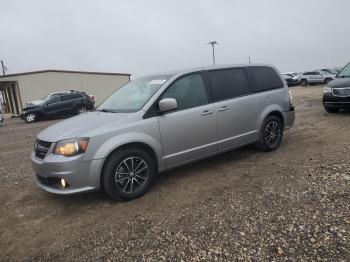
[324,86,332,94]
[54,138,89,157]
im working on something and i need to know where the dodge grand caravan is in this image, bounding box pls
[32,64,295,200]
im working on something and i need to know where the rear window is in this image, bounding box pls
[207,68,250,101]
[247,66,284,92]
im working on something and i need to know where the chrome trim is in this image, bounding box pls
[332,87,350,97]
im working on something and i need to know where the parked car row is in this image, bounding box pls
[283,68,337,87]
[20,90,95,123]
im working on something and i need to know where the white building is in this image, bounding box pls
[0,69,131,115]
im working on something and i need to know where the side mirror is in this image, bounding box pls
[158,98,178,113]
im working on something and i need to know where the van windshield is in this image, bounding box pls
[337,63,350,78]
[97,74,173,112]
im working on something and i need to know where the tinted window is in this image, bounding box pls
[161,74,208,111]
[47,96,60,105]
[71,94,83,99]
[247,66,283,92]
[207,68,250,101]
[61,94,82,101]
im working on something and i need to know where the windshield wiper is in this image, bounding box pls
[96,108,119,113]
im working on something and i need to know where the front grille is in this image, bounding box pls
[35,140,52,159]
[333,88,350,97]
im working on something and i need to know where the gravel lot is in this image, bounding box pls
[0,85,349,261]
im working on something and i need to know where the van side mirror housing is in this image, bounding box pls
[158,98,178,113]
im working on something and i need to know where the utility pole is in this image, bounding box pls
[0,60,7,76]
[207,41,218,65]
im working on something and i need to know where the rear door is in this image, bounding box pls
[158,73,218,167]
[60,94,83,115]
[206,68,261,151]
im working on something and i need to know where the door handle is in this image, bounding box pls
[201,110,213,116]
[218,106,229,112]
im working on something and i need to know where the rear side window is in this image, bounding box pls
[61,94,82,101]
[207,68,250,101]
[247,66,284,92]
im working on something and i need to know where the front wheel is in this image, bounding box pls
[300,79,308,87]
[256,115,283,152]
[102,148,156,201]
[75,106,86,115]
[25,113,37,123]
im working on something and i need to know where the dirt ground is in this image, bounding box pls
[0,86,349,261]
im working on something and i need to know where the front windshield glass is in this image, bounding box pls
[98,74,173,112]
[337,63,350,78]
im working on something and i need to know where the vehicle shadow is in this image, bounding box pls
[44,144,260,207]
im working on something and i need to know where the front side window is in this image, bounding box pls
[98,74,173,112]
[207,68,250,101]
[337,63,350,78]
[47,96,60,105]
[161,73,208,111]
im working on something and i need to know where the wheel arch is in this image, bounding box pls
[99,141,160,192]
[257,105,285,131]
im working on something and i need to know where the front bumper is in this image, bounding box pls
[323,94,350,108]
[283,105,295,129]
[31,150,103,195]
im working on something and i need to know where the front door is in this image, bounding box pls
[158,73,217,168]
[44,95,62,117]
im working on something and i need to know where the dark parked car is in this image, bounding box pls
[323,62,350,113]
[21,91,95,123]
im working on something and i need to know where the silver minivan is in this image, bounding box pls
[32,64,295,200]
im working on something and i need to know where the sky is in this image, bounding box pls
[0,0,349,78]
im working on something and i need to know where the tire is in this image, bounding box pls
[102,148,156,201]
[300,79,308,87]
[324,107,339,113]
[25,113,37,123]
[75,106,86,115]
[256,115,283,152]
[324,78,332,85]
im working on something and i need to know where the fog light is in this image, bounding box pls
[60,178,66,188]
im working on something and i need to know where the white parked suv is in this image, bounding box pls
[299,70,335,86]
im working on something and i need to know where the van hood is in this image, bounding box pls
[328,78,350,88]
[37,111,136,142]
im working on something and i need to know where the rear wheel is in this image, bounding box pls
[75,106,86,115]
[300,79,308,87]
[256,115,283,152]
[324,107,339,113]
[25,113,37,123]
[102,148,155,201]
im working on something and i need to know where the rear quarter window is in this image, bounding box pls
[246,66,284,93]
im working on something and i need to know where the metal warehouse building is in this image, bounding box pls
[0,69,131,115]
